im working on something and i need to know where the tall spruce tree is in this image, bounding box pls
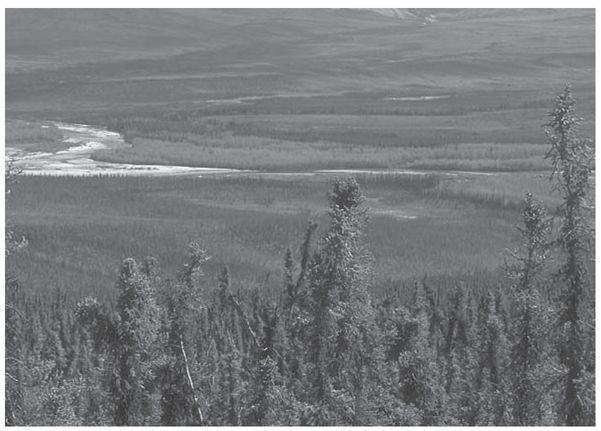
[5,160,27,426]
[396,282,447,425]
[545,85,594,425]
[5,275,25,426]
[111,258,161,425]
[472,292,509,425]
[305,178,383,424]
[244,303,283,425]
[160,244,209,425]
[282,221,318,382]
[507,193,552,425]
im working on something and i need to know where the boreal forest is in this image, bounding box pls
[5,87,595,426]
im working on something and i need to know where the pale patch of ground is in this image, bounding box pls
[384,95,450,101]
[205,91,347,104]
[371,209,418,220]
[315,168,497,177]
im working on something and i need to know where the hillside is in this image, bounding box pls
[6,9,594,111]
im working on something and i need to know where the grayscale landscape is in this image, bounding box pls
[5,8,595,426]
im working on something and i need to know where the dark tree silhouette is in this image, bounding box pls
[545,85,594,425]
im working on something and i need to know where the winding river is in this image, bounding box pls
[6,122,245,176]
[6,122,496,178]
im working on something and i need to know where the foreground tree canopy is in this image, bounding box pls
[5,87,595,426]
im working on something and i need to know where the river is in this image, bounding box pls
[6,122,497,178]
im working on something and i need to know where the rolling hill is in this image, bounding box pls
[5,8,595,168]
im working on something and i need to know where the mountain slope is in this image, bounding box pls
[5,8,594,129]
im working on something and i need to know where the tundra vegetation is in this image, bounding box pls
[5,87,595,425]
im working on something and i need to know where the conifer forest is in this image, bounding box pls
[4,8,596,427]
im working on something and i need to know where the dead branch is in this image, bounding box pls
[179,333,205,425]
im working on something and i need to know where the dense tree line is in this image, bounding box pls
[5,87,594,425]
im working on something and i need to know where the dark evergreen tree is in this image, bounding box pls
[5,275,25,426]
[110,258,161,425]
[160,245,208,425]
[507,193,553,425]
[471,292,509,425]
[244,304,287,425]
[217,266,231,312]
[207,345,246,425]
[545,85,594,425]
[282,221,318,383]
[283,247,296,314]
[396,283,447,425]
[5,160,27,426]
[443,284,476,425]
[304,178,385,424]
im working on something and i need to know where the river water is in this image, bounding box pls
[6,122,496,178]
[6,122,248,176]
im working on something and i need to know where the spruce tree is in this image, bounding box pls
[472,292,509,425]
[507,193,552,425]
[282,221,318,382]
[5,275,25,426]
[305,177,383,423]
[244,304,282,425]
[208,344,246,425]
[111,258,161,425]
[283,247,297,320]
[160,245,209,425]
[396,282,447,425]
[5,160,27,425]
[217,266,231,312]
[545,85,594,425]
